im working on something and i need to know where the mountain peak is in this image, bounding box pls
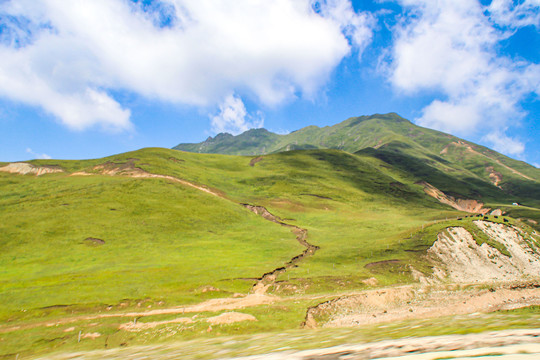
[172,113,422,156]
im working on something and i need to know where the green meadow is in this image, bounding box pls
[1,146,539,358]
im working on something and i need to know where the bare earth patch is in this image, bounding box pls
[418,181,488,213]
[324,284,540,328]
[206,312,257,325]
[486,165,503,188]
[361,277,379,286]
[84,237,105,246]
[119,317,193,332]
[429,222,540,283]
[0,162,63,176]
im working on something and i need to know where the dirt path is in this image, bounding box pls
[0,294,279,334]
[71,161,222,197]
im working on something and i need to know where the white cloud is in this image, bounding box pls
[0,0,374,131]
[314,0,375,53]
[487,0,540,29]
[482,132,525,156]
[211,95,264,135]
[387,0,540,156]
[26,147,51,159]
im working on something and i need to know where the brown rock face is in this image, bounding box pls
[418,181,488,214]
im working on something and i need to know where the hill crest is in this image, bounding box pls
[174,113,540,204]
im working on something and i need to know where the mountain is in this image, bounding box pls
[175,113,540,206]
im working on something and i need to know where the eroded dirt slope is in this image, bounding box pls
[418,181,488,213]
[308,220,540,329]
[0,162,63,176]
[428,221,540,283]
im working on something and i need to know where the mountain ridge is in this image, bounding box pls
[174,113,540,205]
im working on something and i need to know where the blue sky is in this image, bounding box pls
[0,0,539,167]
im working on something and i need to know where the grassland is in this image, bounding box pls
[0,173,302,312]
[1,146,539,358]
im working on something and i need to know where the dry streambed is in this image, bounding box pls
[241,204,319,295]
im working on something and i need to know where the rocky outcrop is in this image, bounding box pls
[0,162,63,176]
[428,222,540,283]
[418,181,488,214]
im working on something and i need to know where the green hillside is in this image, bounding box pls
[0,148,441,313]
[174,113,540,204]
[1,143,539,357]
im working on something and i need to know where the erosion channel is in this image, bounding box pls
[241,204,320,295]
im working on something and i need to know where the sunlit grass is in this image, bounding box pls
[1,147,539,358]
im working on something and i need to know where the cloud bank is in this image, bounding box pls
[387,0,540,155]
[0,0,373,131]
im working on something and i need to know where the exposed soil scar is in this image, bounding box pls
[249,156,264,167]
[241,204,320,295]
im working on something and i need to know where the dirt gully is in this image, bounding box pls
[241,204,319,295]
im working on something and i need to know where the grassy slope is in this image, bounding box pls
[0,173,301,313]
[1,147,539,358]
[1,148,446,313]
